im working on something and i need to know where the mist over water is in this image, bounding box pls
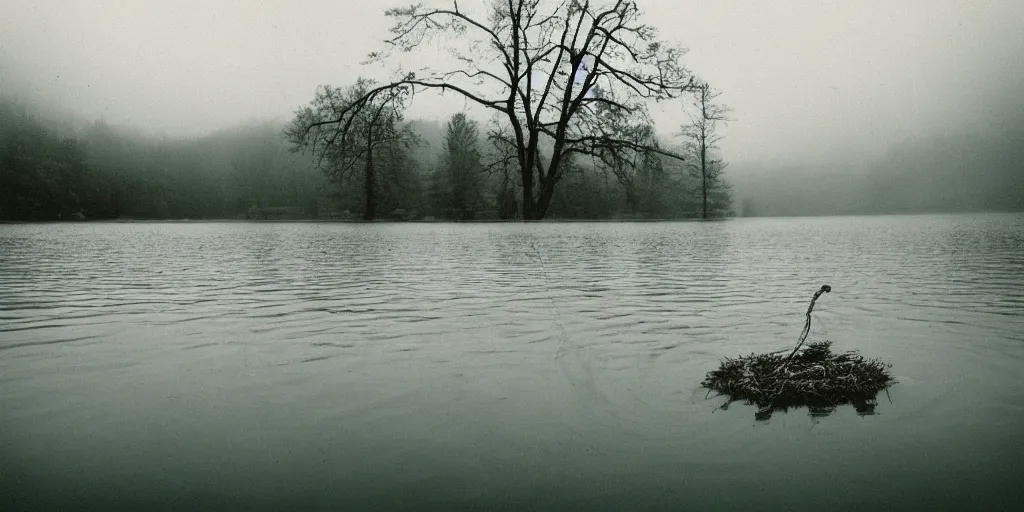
[2,215,1022,511]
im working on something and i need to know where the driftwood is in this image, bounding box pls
[702,285,895,420]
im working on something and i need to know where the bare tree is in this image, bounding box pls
[300,0,696,220]
[679,81,730,219]
[286,78,415,220]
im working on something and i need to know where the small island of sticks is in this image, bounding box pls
[702,285,896,420]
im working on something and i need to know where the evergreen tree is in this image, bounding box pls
[436,113,483,220]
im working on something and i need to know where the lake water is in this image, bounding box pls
[2,215,1023,511]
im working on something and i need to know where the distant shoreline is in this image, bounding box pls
[2,211,1021,225]
[0,217,728,224]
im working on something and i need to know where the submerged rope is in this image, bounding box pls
[786,284,832,360]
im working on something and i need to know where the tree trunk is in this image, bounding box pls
[521,164,537,220]
[533,179,557,220]
[363,142,376,221]
[626,187,640,215]
[700,144,708,219]
[500,189,517,220]
[498,169,517,220]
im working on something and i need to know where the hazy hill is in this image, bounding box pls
[732,108,1024,217]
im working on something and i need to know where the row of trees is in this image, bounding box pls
[0,101,100,220]
[287,0,734,221]
[1,98,326,221]
[2,93,730,223]
[285,97,732,221]
[1,92,728,222]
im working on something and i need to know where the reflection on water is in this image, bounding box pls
[2,215,1023,511]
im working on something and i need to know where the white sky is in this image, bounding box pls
[2,0,1022,166]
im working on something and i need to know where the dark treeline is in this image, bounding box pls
[1,96,733,222]
[0,97,325,221]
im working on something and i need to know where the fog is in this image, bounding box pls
[2,0,1023,216]
[731,83,1024,216]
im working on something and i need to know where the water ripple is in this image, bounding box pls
[1,217,1023,418]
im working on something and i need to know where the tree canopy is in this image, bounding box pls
[286,78,418,220]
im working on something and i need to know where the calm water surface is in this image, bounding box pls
[2,215,1023,511]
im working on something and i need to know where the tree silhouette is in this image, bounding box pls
[434,113,484,219]
[286,78,416,220]
[680,81,730,219]
[301,0,696,220]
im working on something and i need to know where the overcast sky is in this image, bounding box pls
[2,0,1022,166]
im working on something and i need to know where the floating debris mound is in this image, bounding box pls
[702,285,896,420]
[702,340,895,419]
